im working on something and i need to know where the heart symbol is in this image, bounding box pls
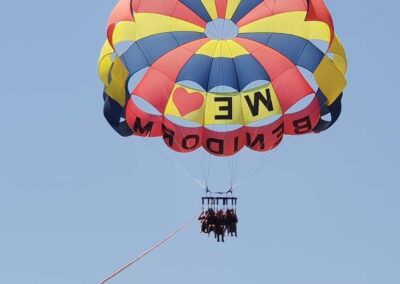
[173,87,205,117]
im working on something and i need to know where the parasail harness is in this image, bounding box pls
[202,187,238,212]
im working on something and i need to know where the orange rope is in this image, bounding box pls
[99,215,197,284]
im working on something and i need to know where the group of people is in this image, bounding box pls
[198,208,238,242]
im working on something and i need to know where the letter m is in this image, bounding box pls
[132,117,153,136]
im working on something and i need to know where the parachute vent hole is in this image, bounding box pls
[131,95,161,115]
[285,94,316,114]
[178,80,206,92]
[246,114,282,127]
[128,67,149,93]
[297,66,318,92]
[310,39,329,53]
[115,41,135,56]
[209,85,238,94]
[204,124,243,131]
[321,112,332,122]
[165,115,201,128]
[241,80,270,92]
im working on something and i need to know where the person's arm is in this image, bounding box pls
[198,212,204,220]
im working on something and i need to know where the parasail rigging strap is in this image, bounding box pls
[233,90,336,189]
[99,215,197,284]
[146,137,206,190]
[234,135,301,188]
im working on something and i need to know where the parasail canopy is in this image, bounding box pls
[98,0,347,157]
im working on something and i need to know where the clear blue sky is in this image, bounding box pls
[1,1,399,283]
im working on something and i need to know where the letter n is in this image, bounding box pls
[246,133,265,150]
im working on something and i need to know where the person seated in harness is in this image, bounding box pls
[206,208,216,237]
[226,209,238,237]
[215,209,226,242]
[198,211,208,233]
